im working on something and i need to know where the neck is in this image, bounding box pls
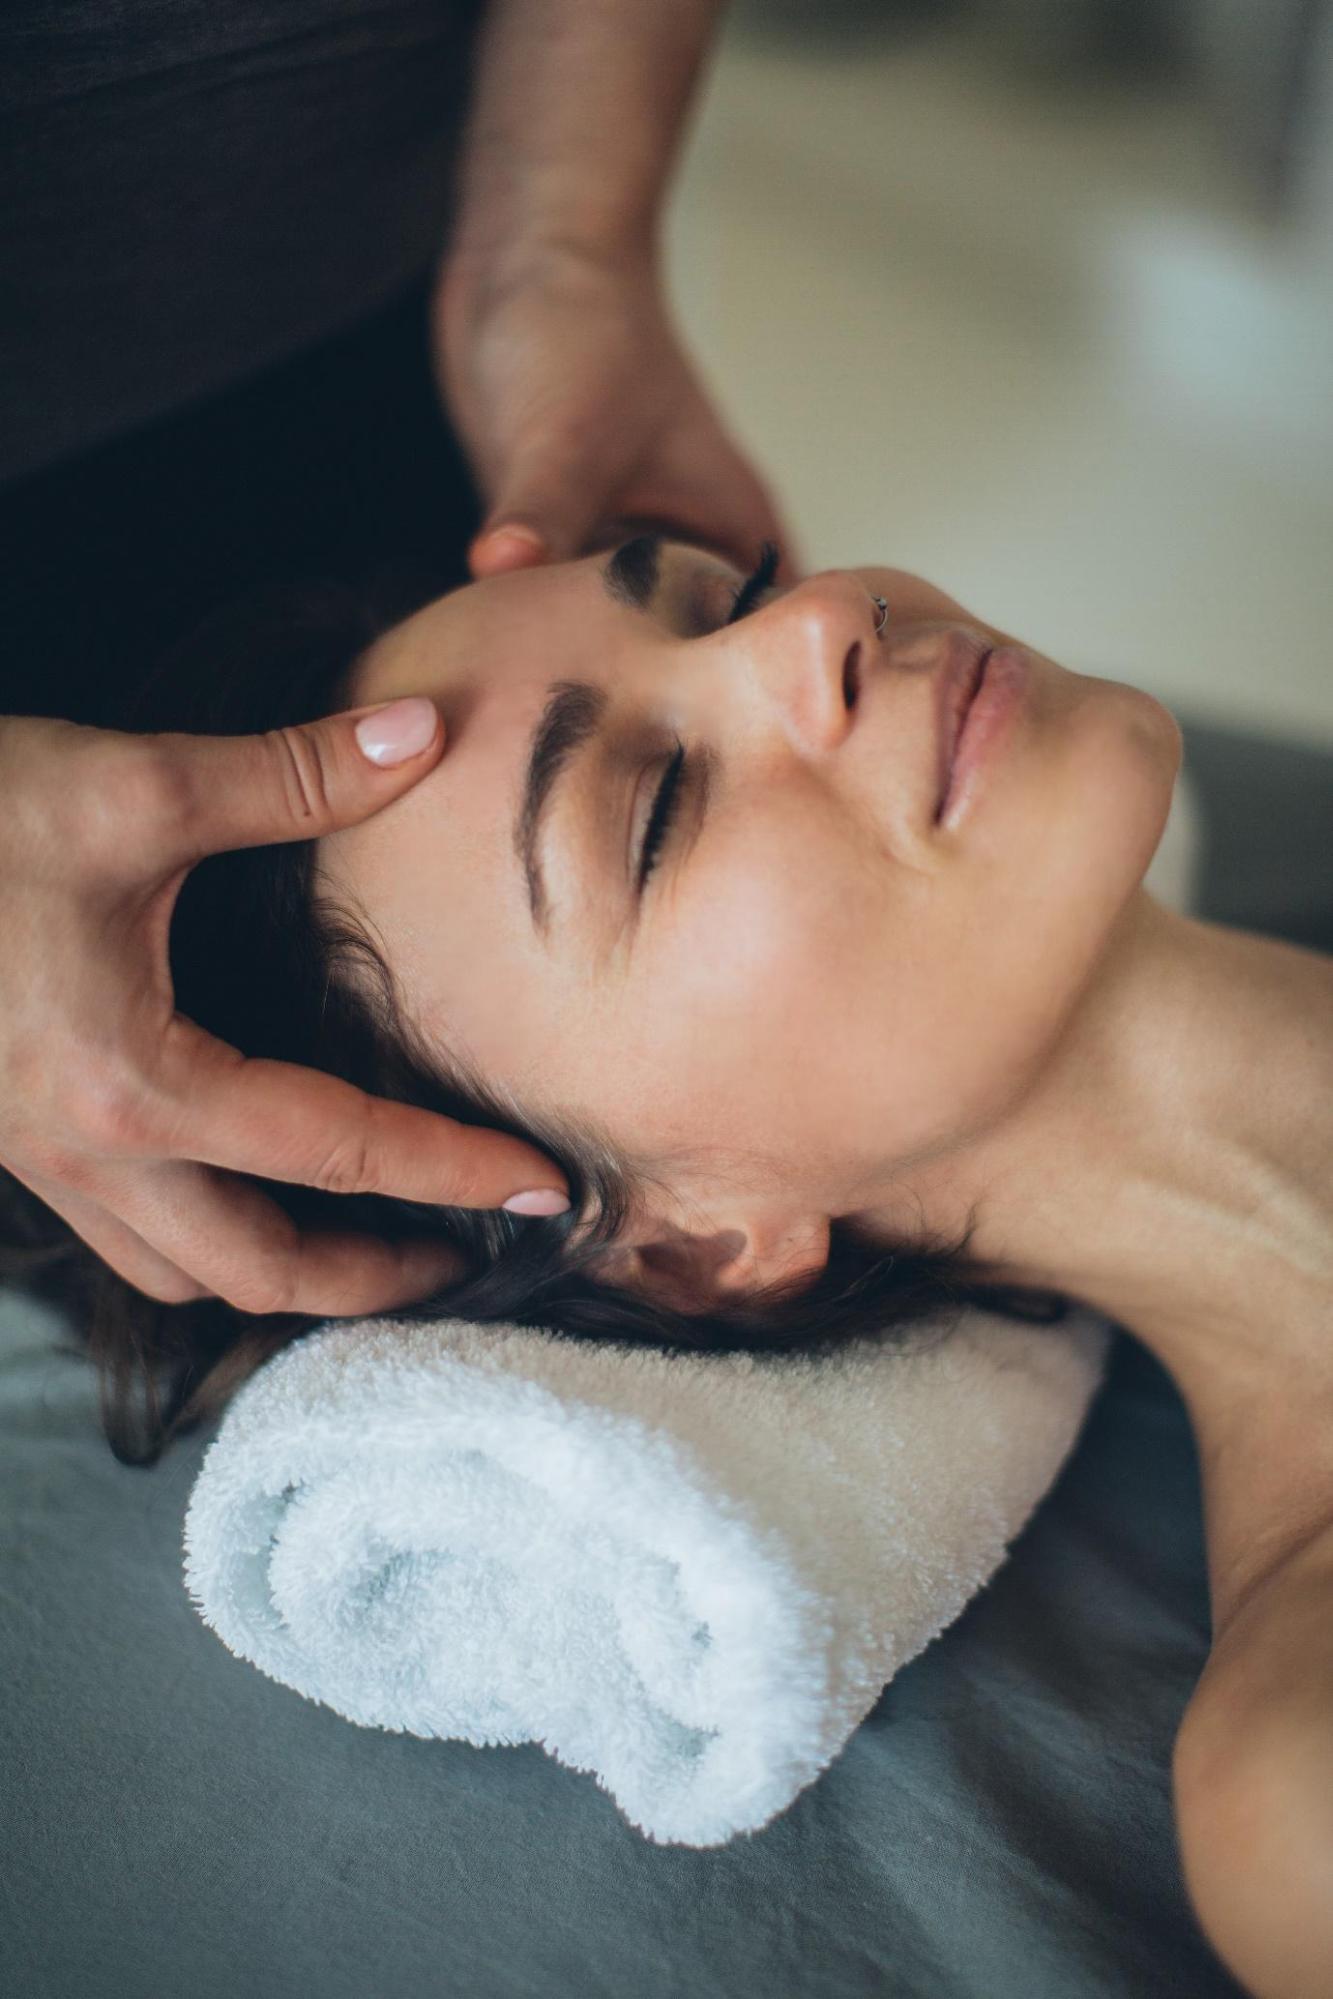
[887,890,1333,1628]
[894,891,1333,1432]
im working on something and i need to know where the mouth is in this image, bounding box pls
[933,635,992,823]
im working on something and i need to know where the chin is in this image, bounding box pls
[1058,671,1183,883]
[1115,682,1184,879]
[984,675,1181,1064]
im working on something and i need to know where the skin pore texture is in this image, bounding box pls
[319,540,1333,1991]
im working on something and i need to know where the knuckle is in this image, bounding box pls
[63,1059,156,1158]
[137,1269,214,1306]
[219,1263,301,1318]
[267,725,336,827]
[126,740,195,832]
[11,1047,154,1172]
[68,741,191,870]
[32,1142,95,1193]
[5,724,190,882]
[9,1133,83,1190]
[215,1207,305,1316]
[307,1116,376,1197]
[216,1247,299,1311]
[315,1138,373,1198]
[9,1047,145,1167]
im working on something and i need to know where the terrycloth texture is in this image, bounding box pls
[184,1306,1111,1847]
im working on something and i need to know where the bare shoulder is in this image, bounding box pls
[1172,1518,1333,1998]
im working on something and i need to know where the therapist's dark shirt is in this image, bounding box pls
[0,0,483,486]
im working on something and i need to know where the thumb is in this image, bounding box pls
[468,520,551,580]
[150,698,446,866]
[470,446,606,578]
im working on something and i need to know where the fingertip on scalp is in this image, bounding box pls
[468,523,549,578]
[502,1187,571,1216]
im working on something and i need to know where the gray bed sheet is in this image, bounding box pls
[3,717,1329,1999]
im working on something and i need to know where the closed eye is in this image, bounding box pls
[637,744,687,890]
[634,541,779,898]
[725,541,781,625]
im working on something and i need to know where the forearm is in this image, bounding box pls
[447,0,727,277]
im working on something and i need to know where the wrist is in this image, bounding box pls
[435,223,657,329]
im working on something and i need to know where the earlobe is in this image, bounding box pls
[595,1212,831,1312]
[636,1226,746,1298]
[711,1213,832,1298]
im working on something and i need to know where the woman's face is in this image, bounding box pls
[319,540,1181,1303]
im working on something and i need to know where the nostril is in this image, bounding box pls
[842,642,861,710]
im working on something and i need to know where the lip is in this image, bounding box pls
[933,635,1029,829]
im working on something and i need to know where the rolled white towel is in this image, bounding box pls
[183,1303,1110,1847]
[182,769,1201,1847]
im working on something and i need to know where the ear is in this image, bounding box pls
[593,1211,832,1314]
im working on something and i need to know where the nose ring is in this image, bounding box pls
[869,593,888,636]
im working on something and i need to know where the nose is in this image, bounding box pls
[718,570,877,756]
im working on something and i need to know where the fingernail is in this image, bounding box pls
[473,524,547,571]
[354,697,439,767]
[502,1188,571,1217]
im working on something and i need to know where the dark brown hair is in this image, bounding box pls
[1,579,1070,1466]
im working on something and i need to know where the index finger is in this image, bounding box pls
[89,1157,469,1318]
[163,1026,569,1213]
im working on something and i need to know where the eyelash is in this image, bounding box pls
[637,744,686,889]
[726,540,781,625]
[637,542,782,891]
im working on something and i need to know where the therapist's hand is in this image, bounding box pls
[434,241,800,581]
[0,709,569,1315]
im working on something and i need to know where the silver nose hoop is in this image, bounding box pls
[869,593,888,637]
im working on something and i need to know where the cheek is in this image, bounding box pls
[613,822,930,1171]
[928,672,1183,1130]
[998,672,1180,977]
[656,806,1100,1166]
[576,677,1180,1178]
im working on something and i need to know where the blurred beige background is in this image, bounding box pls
[666,3,1333,746]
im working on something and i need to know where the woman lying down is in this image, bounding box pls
[14,536,1333,1997]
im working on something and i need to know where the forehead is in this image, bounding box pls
[335,550,632,933]
[348,550,617,711]
[313,554,634,1081]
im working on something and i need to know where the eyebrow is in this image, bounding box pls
[514,537,668,935]
[515,680,609,934]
